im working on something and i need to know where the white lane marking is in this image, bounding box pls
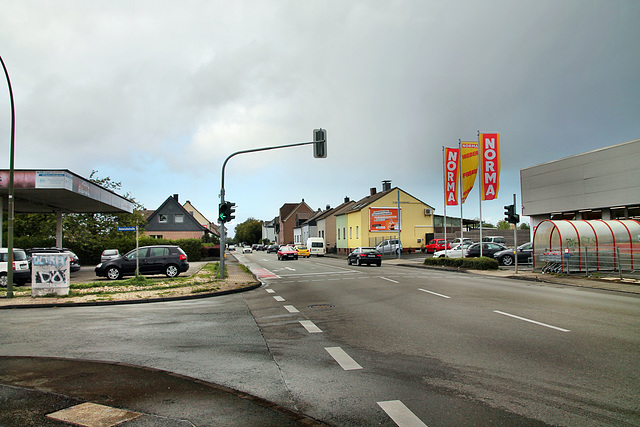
[284,305,299,313]
[377,400,428,427]
[273,296,285,302]
[277,270,361,277]
[299,320,322,333]
[265,289,276,294]
[493,310,570,332]
[380,277,399,283]
[418,288,451,299]
[325,347,363,370]
[285,267,296,271]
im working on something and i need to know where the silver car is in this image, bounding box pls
[101,249,120,262]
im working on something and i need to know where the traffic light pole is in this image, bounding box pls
[219,135,325,279]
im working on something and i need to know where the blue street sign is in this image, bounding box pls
[118,226,137,231]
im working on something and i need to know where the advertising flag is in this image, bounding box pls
[480,133,500,201]
[444,147,459,206]
[460,142,478,203]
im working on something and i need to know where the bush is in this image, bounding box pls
[424,256,499,270]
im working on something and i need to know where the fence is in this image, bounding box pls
[537,246,639,279]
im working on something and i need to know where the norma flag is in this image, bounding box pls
[460,142,478,203]
[480,133,500,201]
[445,147,459,206]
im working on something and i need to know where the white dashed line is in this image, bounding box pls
[273,296,285,302]
[299,320,322,333]
[284,305,299,313]
[265,289,276,294]
[377,400,428,427]
[493,310,570,332]
[325,347,363,370]
[418,288,451,299]
[380,277,399,283]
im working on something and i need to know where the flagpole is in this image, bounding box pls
[459,139,464,256]
[478,130,484,257]
[442,146,448,256]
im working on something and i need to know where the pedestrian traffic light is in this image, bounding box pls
[313,128,327,158]
[219,201,236,223]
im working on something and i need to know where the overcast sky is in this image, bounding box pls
[2,0,639,234]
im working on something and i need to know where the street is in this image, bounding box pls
[1,253,638,426]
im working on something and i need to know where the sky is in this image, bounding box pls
[2,0,639,236]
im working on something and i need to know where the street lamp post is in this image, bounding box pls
[1,55,16,298]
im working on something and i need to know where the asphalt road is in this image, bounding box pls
[1,253,638,426]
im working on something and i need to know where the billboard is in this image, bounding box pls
[369,207,400,232]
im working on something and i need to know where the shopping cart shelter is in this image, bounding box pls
[534,219,640,273]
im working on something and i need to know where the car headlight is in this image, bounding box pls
[96,263,102,268]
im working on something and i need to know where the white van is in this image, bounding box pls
[306,237,325,256]
[1,248,30,286]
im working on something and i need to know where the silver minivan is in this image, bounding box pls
[376,239,402,255]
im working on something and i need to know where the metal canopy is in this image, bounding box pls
[0,170,134,214]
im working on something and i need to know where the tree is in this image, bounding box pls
[496,220,512,230]
[234,218,262,244]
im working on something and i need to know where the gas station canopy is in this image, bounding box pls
[0,170,133,214]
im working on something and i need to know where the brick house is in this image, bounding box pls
[276,199,314,245]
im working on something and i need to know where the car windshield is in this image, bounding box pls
[297,246,307,250]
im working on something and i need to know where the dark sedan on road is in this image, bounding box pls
[277,246,298,261]
[465,242,508,258]
[347,247,382,266]
[494,242,533,266]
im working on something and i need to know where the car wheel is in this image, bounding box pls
[295,256,298,260]
[106,267,121,280]
[347,258,351,265]
[165,264,179,278]
[501,255,514,266]
[356,258,361,266]
[376,262,381,267]
[0,273,7,287]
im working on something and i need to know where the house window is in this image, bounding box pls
[158,214,167,223]
[350,227,352,239]
[175,214,184,223]
[356,226,359,239]
[343,228,346,239]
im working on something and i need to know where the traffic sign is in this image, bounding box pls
[118,226,137,231]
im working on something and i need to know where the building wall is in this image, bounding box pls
[341,189,434,253]
[336,214,348,251]
[146,231,204,240]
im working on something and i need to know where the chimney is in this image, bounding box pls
[370,187,377,196]
[326,205,331,210]
[382,180,392,192]
[173,194,179,202]
[344,197,350,203]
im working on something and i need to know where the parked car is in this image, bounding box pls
[227,244,236,251]
[0,248,30,286]
[95,245,189,280]
[267,245,279,253]
[465,242,508,258]
[432,243,472,258]
[425,239,450,253]
[101,249,120,263]
[347,247,382,266]
[27,247,81,272]
[449,238,473,246]
[494,242,533,266]
[242,246,252,253]
[295,245,310,258]
[376,239,401,255]
[482,236,507,245]
[277,246,298,261]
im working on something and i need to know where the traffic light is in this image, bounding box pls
[313,128,327,158]
[219,201,236,223]
[504,204,520,224]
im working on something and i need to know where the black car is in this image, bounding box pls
[27,247,81,272]
[95,245,189,280]
[464,242,508,258]
[347,247,382,266]
[266,245,279,253]
[494,242,533,266]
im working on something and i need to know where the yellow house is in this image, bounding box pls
[336,184,435,254]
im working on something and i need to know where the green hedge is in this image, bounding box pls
[424,256,499,270]
[12,237,205,266]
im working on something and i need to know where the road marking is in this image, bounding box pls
[493,310,570,332]
[380,277,399,283]
[418,288,451,299]
[265,289,275,294]
[285,267,296,271]
[274,296,285,302]
[325,347,363,370]
[276,270,360,277]
[299,320,322,333]
[284,305,299,313]
[377,400,428,427]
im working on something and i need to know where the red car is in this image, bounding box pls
[277,246,299,261]
[425,239,450,253]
